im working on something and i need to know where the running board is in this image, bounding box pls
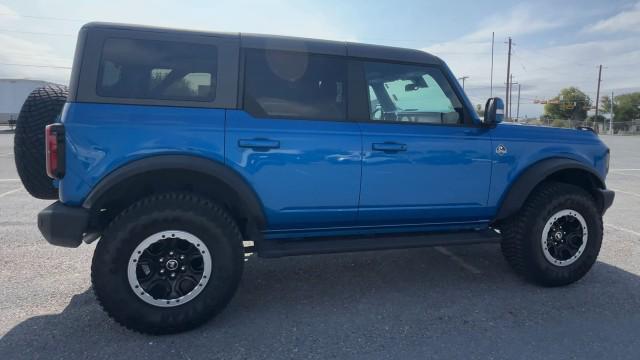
[256,229,502,258]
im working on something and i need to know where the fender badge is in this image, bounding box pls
[496,144,507,156]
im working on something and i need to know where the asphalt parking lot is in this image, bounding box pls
[0,130,639,359]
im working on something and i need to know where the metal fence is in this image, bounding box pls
[511,119,640,135]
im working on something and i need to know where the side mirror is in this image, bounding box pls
[483,97,504,125]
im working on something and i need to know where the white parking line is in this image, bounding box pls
[0,179,20,182]
[616,172,640,179]
[610,188,640,198]
[606,224,640,237]
[435,246,482,274]
[0,152,13,157]
[610,169,640,172]
[0,187,22,198]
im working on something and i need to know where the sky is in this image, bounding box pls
[1,0,639,118]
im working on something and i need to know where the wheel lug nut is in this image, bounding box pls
[180,266,186,271]
[159,257,164,263]
[179,255,185,260]
[169,251,174,256]
[170,273,176,278]
[160,269,165,274]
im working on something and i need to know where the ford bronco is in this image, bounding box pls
[14,22,614,334]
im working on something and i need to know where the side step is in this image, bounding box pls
[256,229,502,258]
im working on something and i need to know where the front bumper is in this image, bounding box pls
[38,201,90,248]
[598,189,615,214]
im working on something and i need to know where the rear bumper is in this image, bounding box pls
[37,202,90,248]
[598,189,615,214]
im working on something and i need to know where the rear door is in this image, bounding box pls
[225,48,362,236]
[355,60,493,228]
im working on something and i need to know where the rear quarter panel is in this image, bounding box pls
[59,102,226,205]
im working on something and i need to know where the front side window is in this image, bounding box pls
[97,38,217,102]
[364,62,465,125]
[244,49,347,120]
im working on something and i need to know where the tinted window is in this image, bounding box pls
[365,62,464,125]
[97,38,217,102]
[244,49,347,120]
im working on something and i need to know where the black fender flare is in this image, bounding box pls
[82,155,266,234]
[494,157,605,221]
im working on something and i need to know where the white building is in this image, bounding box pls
[0,79,59,126]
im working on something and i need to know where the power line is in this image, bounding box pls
[0,13,85,22]
[0,29,73,36]
[0,62,71,69]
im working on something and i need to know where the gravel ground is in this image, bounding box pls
[0,132,639,359]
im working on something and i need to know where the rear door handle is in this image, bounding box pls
[372,142,407,153]
[238,139,280,150]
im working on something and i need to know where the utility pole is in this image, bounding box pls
[610,91,614,135]
[516,83,521,121]
[505,37,512,121]
[595,64,602,129]
[490,32,494,97]
[458,76,469,89]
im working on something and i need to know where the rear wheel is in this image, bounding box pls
[91,193,244,334]
[14,84,68,199]
[500,182,602,286]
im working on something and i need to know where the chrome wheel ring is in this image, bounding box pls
[127,230,212,307]
[541,209,588,267]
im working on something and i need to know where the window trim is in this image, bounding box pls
[351,57,478,128]
[240,47,351,122]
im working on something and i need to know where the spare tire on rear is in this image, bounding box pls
[14,84,68,199]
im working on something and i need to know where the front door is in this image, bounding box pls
[356,61,493,229]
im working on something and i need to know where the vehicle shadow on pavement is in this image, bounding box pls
[2,245,640,359]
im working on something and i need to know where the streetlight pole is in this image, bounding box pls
[458,76,469,89]
[610,91,614,135]
[490,32,494,97]
[516,83,521,122]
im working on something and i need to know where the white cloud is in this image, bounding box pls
[462,4,562,41]
[422,5,640,117]
[588,2,640,33]
[0,3,18,18]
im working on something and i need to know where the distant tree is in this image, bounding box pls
[476,104,485,117]
[614,92,640,122]
[600,95,612,114]
[544,87,591,121]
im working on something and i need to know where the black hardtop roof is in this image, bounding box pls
[82,22,443,65]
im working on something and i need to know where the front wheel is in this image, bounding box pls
[91,193,244,334]
[500,182,603,287]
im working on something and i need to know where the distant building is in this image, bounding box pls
[0,79,61,126]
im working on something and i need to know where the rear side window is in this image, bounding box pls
[243,49,347,120]
[97,38,217,102]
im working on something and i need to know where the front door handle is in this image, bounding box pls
[372,142,407,153]
[238,139,280,150]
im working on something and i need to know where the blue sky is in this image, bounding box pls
[1,0,639,117]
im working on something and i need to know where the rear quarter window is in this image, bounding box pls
[97,38,218,102]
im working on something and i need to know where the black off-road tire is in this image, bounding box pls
[14,84,68,199]
[500,182,603,287]
[91,193,244,334]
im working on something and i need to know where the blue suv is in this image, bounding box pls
[14,23,614,334]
